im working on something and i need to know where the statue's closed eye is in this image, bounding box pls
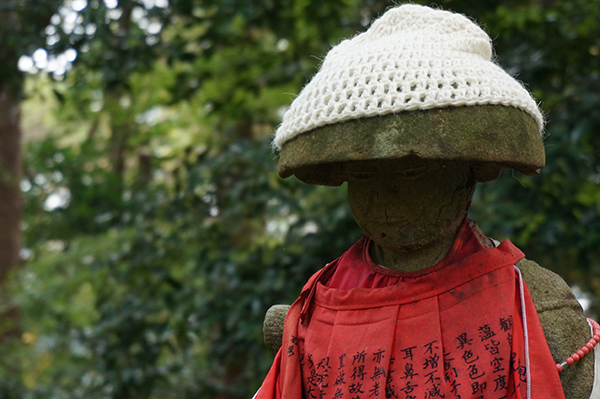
[347,165,433,180]
[394,165,430,178]
[346,171,375,181]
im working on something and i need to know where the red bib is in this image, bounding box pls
[255,226,565,399]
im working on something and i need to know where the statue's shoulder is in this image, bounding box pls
[517,258,581,307]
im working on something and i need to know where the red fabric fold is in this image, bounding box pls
[255,222,565,399]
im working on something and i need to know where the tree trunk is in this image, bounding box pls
[0,88,22,280]
[0,87,22,337]
[0,0,63,342]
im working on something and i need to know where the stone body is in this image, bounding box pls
[262,5,594,398]
[263,110,595,399]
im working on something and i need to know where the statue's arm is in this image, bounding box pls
[263,304,290,356]
[518,258,594,399]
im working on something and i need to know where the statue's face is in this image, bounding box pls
[346,157,475,253]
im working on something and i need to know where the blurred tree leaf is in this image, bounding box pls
[6,1,600,398]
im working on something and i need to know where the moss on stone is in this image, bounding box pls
[278,105,545,186]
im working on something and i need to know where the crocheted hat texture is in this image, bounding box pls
[273,4,544,150]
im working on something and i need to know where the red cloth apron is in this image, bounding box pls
[255,230,565,399]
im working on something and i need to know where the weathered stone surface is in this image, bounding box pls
[263,304,291,356]
[518,258,594,399]
[267,104,592,396]
[278,105,544,186]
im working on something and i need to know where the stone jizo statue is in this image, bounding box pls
[254,5,599,399]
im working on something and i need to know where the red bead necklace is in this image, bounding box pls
[556,318,600,372]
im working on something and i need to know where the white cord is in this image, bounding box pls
[515,265,532,399]
[586,320,600,398]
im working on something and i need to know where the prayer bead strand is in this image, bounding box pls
[556,318,600,372]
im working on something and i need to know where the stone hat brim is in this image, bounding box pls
[277,105,545,186]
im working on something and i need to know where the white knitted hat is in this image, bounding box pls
[273,4,544,150]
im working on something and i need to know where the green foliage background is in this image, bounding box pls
[3,0,600,398]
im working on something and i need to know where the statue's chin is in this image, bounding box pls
[367,232,439,253]
[375,236,436,254]
[366,225,447,255]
